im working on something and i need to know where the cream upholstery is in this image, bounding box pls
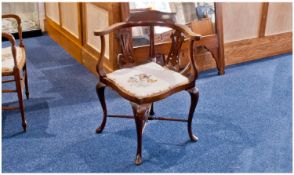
[107,62,189,98]
[2,46,26,73]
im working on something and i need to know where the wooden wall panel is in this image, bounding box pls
[225,32,292,65]
[60,3,79,38]
[265,2,292,36]
[45,3,60,24]
[222,3,263,43]
[45,18,82,63]
[45,2,292,77]
[85,3,110,58]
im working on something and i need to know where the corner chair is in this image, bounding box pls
[94,10,202,165]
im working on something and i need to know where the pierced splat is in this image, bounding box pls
[116,28,135,67]
[166,30,185,71]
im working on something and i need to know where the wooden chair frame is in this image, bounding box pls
[94,10,202,165]
[2,14,29,132]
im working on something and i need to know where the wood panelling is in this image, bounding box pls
[265,2,292,36]
[80,3,122,73]
[45,2,60,24]
[44,2,292,77]
[225,32,292,65]
[45,17,82,63]
[132,29,292,73]
[91,2,112,11]
[132,38,219,72]
[107,2,122,70]
[222,3,263,43]
[60,3,79,38]
[85,3,110,58]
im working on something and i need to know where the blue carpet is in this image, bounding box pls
[2,35,292,173]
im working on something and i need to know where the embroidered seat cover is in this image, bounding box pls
[107,62,189,98]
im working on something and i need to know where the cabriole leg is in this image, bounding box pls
[96,82,107,133]
[186,87,199,141]
[131,103,150,165]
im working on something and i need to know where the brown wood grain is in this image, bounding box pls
[225,32,292,65]
[259,2,269,37]
[131,32,292,72]
[215,3,225,74]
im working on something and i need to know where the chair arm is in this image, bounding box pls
[2,32,16,46]
[2,32,18,66]
[94,22,130,77]
[2,14,24,47]
[175,25,202,80]
[175,23,202,41]
[94,22,128,36]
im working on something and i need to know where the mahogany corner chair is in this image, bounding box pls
[2,14,29,132]
[94,10,202,165]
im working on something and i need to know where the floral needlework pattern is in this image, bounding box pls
[2,53,11,62]
[127,73,157,87]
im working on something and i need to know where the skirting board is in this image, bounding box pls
[224,32,292,66]
[2,29,43,41]
[197,32,292,72]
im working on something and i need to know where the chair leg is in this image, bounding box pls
[14,68,27,132]
[23,63,30,99]
[150,103,155,116]
[186,87,199,142]
[131,103,150,165]
[95,82,107,133]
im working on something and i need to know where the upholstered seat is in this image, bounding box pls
[107,62,189,98]
[2,46,26,73]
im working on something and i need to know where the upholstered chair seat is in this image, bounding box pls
[2,46,26,74]
[107,62,189,98]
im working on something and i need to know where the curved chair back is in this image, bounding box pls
[94,10,202,81]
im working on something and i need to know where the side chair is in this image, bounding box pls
[94,10,202,165]
[2,14,29,132]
